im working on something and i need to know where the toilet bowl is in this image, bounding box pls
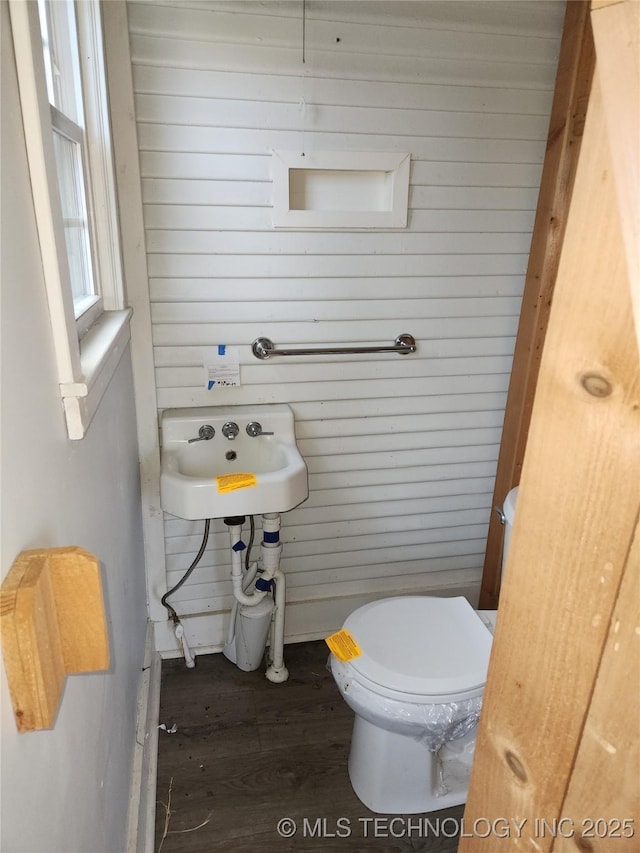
[329,595,493,813]
[328,486,519,814]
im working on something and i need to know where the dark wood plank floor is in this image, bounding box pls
[155,641,463,852]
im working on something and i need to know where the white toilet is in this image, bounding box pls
[329,487,518,814]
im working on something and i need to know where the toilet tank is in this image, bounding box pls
[502,486,519,580]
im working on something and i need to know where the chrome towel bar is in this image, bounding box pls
[251,334,416,360]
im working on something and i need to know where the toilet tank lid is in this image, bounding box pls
[343,596,492,697]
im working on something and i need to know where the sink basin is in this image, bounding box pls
[160,405,309,519]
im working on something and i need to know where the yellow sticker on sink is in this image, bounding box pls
[325,629,362,662]
[216,473,257,493]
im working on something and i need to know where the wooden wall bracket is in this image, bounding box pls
[0,547,110,732]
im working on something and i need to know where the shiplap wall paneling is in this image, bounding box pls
[126,0,565,653]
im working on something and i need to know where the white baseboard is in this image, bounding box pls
[127,621,162,853]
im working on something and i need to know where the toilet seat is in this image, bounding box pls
[342,596,492,702]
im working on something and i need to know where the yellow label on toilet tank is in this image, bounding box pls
[325,629,362,662]
[216,473,257,493]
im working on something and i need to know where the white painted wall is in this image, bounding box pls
[0,5,148,849]
[124,0,565,653]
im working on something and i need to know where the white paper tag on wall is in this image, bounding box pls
[202,346,240,389]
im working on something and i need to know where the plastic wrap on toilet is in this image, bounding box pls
[329,656,482,752]
[437,727,477,796]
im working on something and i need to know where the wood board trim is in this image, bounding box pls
[479,0,596,608]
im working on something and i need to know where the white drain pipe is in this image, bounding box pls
[260,513,288,683]
[225,560,260,647]
[266,567,288,683]
[228,522,268,607]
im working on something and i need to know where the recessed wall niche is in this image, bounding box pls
[272,150,410,229]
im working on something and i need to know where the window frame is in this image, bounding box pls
[9,0,131,440]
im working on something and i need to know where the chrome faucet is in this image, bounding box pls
[246,421,274,437]
[222,421,239,440]
[188,424,215,443]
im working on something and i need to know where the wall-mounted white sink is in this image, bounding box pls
[160,405,309,520]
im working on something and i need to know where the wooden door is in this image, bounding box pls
[459,2,640,851]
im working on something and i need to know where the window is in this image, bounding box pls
[38,0,100,327]
[9,0,131,439]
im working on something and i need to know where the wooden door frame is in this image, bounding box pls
[479,0,595,609]
[461,1,639,849]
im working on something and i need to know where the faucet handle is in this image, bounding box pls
[246,421,274,437]
[188,424,215,443]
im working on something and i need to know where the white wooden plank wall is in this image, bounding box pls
[127,0,565,652]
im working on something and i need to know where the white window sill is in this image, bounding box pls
[60,307,132,439]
